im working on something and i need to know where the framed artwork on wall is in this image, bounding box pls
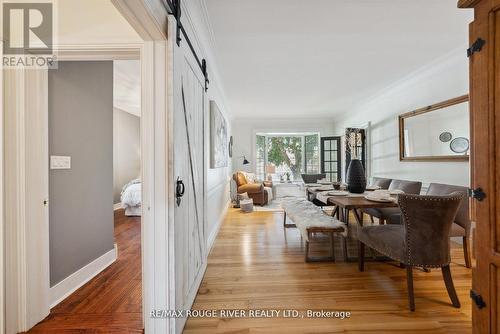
[210,100,228,168]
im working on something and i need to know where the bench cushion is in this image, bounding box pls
[281,199,346,241]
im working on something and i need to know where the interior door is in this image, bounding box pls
[321,137,341,182]
[462,0,500,332]
[173,34,207,333]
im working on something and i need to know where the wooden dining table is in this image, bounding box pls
[327,194,398,226]
[326,194,399,262]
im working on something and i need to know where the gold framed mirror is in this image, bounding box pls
[399,95,469,161]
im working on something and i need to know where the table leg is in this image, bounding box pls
[331,206,339,218]
[353,209,364,227]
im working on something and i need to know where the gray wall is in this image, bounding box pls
[49,61,115,287]
[113,108,141,204]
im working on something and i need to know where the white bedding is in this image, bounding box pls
[121,179,142,216]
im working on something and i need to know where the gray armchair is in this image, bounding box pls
[362,179,422,224]
[358,192,464,311]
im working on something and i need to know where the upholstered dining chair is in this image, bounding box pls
[370,177,392,189]
[426,183,471,268]
[358,192,464,311]
[388,183,472,268]
[362,179,422,224]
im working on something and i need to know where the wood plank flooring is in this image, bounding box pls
[25,209,143,334]
[184,209,472,334]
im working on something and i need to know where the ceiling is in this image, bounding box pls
[205,0,473,120]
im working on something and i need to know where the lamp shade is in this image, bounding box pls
[266,165,276,174]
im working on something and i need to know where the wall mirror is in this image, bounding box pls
[399,95,469,161]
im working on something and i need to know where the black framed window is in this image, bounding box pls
[321,137,341,182]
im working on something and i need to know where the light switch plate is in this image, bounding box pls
[50,156,71,170]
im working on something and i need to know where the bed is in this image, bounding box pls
[121,179,142,216]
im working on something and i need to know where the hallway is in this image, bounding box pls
[25,210,143,333]
[184,209,472,333]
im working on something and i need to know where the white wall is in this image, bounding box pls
[113,108,141,204]
[56,0,142,46]
[231,118,336,174]
[182,0,232,248]
[334,49,470,190]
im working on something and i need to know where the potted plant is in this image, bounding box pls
[346,129,366,193]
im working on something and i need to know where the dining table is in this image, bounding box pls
[324,192,399,262]
[327,194,398,226]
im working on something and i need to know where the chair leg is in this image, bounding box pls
[358,242,365,272]
[379,218,385,225]
[370,215,374,224]
[342,236,348,262]
[406,267,415,311]
[442,265,461,308]
[463,236,472,268]
[283,212,287,227]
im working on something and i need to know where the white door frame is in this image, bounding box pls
[3,1,174,333]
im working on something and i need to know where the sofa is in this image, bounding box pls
[233,171,272,206]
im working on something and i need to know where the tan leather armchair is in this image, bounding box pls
[233,171,271,206]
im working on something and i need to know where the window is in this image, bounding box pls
[321,137,341,182]
[255,135,266,180]
[305,134,320,173]
[255,133,320,182]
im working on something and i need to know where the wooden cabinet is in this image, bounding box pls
[458,0,500,333]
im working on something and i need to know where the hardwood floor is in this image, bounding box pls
[25,209,143,334]
[184,209,472,334]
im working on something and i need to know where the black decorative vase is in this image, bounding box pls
[346,159,366,194]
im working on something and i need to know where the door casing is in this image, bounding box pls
[2,1,175,333]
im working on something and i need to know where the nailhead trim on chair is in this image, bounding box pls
[399,194,464,268]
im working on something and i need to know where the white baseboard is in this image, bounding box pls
[207,200,230,253]
[49,244,118,308]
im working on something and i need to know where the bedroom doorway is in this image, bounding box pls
[35,57,144,332]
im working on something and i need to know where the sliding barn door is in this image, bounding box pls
[172,37,207,333]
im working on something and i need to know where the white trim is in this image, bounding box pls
[207,200,230,252]
[0,37,4,334]
[4,68,51,333]
[55,45,141,61]
[114,203,123,210]
[49,245,118,308]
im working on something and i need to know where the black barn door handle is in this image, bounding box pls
[176,177,185,206]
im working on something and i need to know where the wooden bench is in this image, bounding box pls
[281,199,346,262]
